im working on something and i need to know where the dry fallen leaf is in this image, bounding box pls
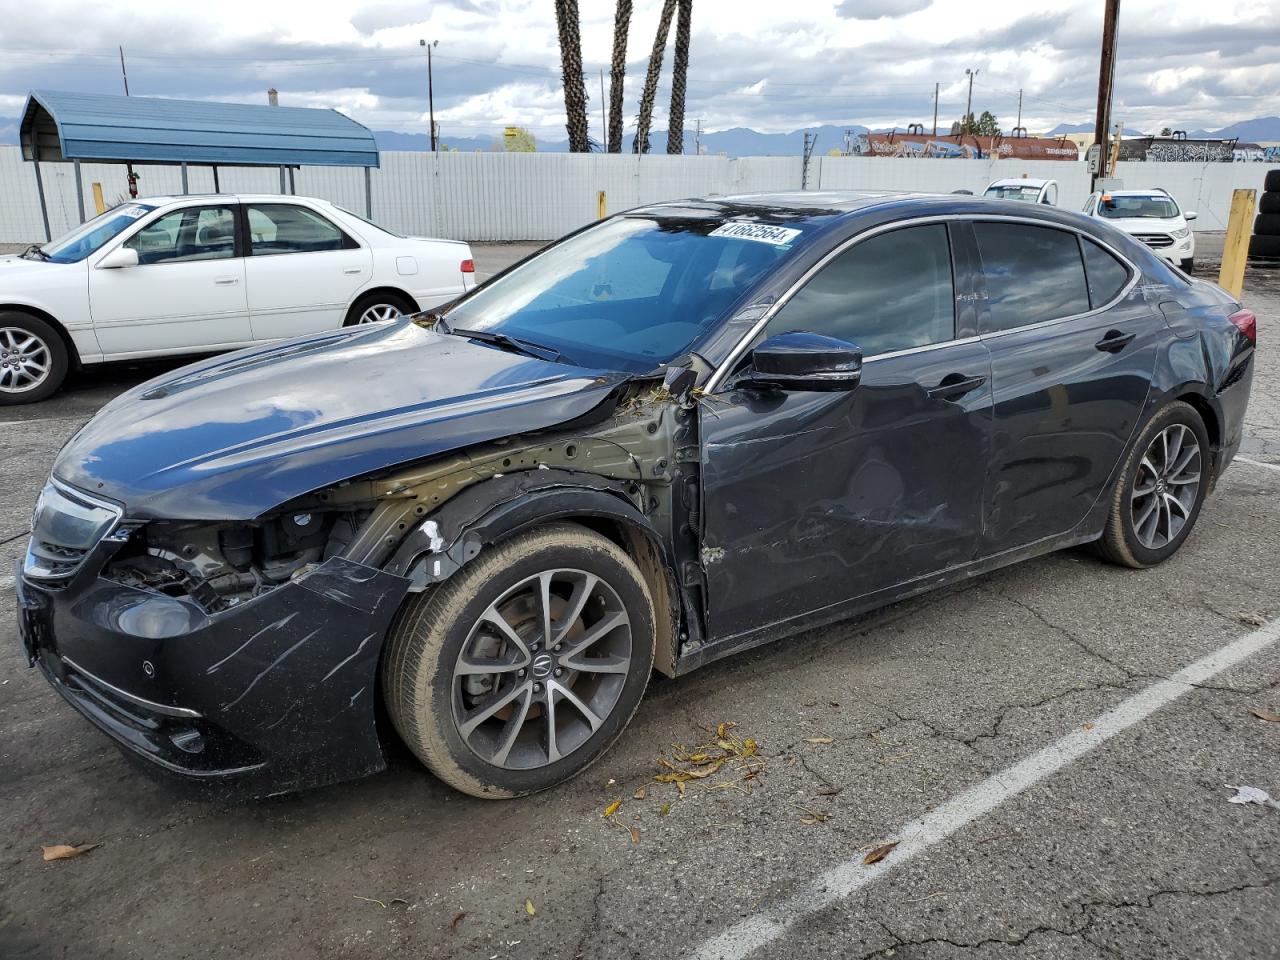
[1082,722,1096,731]
[41,842,101,862]
[525,899,536,917]
[633,786,646,801]
[629,826,641,844]
[603,799,622,818]
[1239,613,1267,627]
[863,842,899,866]
[1251,708,1280,723]
[795,804,828,825]
[450,911,467,933]
[805,737,834,745]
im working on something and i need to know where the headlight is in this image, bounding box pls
[24,481,122,581]
[1171,226,1191,240]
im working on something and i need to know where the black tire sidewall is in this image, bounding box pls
[0,311,69,405]
[419,532,654,795]
[344,291,417,327]
[1259,193,1280,216]
[1115,404,1211,567]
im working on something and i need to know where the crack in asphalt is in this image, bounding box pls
[573,874,609,960]
[858,876,1280,958]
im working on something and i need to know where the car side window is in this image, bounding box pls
[246,204,352,255]
[124,206,237,265]
[762,224,955,357]
[973,223,1091,333]
[1081,238,1131,308]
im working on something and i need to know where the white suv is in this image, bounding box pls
[1081,188,1196,274]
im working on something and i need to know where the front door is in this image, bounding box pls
[969,221,1161,554]
[89,203,251,356]
[700,222,994,641]
[242,203,373,339]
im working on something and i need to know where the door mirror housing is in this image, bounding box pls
[1184,211,1197,221]
[98,247,139,269]
[739,332,863,392]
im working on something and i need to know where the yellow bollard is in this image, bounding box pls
[91,182,106,215]
[597,191,607,219]
[1218,188,1255,299]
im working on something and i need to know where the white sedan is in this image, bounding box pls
[0,195,475,404]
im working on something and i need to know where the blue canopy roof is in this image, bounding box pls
[20,90,379,168]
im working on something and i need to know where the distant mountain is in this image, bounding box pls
[1046,122,1148,137]
[1210,116,1280,141]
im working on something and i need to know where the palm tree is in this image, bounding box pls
[634,0,676,154]
[554,0,590,153]
[607,0,632,153]
[666,0,692,154]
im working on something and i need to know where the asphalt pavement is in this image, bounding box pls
[1,243,1277,960]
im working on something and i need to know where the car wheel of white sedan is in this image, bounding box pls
[345,292,418,327]
[0,312,69,405]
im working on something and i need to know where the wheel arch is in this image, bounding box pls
[345,286,421,324]
[0,302,82,369]
[383,472,681,677]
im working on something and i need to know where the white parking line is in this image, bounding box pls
[690,619,1280,960]
[1236,456,1280,474]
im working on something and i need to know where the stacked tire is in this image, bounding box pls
[1251,169,1280,261]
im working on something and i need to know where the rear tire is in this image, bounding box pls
[0,311,69,405]
[344,291,417,327]
[1095,401,1210,569]
[382,523,656,798]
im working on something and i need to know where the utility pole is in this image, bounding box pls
[600,69,607,150]
[963,68,978,136]
[1092,0,1120,186]
[694,118,702,155]
[932,82,939,136]
[118,46,130,95]
[118,46,139,198]
[801,131,817,190]
[420,39,438,151]
[1016,88,1022,132]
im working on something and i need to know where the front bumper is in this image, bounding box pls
[17,555,411,798]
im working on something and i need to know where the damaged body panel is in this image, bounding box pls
[18,191,1254,797]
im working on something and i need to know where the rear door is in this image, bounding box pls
[970,220,1162,554]
[242,203,373,339]
[699,222,994,639]
[89,203,250,356]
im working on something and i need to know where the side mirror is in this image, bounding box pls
[98,247,139,269]
[1184,211,1197,221]
[739,332,862,392]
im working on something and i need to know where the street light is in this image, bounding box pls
[419,39,438,152]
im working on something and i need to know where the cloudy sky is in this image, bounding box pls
[0,0,1276,143]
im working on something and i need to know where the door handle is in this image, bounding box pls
[343,267,364,275]
[213,277,239,286]
[926,373,986,401]
[1094,330,1135,353]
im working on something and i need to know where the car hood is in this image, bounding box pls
[0,255,69,283]
[1102,217,1185,234]
[54,321,625,520]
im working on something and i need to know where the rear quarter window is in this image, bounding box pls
[1081,238,1132,307]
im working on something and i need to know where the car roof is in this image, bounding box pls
[125,194,340,207]
[988,178,1051,188]
[1096,189,1172,197]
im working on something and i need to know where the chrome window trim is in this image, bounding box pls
[706,213,1141,392]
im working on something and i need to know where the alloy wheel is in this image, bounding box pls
[0,326,52,394]
[1130,423,1201,550]
[451,569,633,770]
[358,303,402,324]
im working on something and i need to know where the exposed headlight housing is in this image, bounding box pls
[24,480,122,582]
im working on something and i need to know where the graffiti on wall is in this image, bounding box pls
[849,133,1079,161]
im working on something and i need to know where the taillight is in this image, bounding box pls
[1228,309,1256,344]
[460,258,475,274]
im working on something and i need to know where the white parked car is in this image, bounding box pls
[0,195,475,404]
[983,178,1058,205]
[1081,188,1196,274]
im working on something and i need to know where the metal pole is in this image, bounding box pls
[428,43,437,152]
[964,69,977,136]
[120,46,136,205]
[32,147,51,242]
[288,167,295,194]
[1016,88,1023,132]
[932,82,939,136]
[364,166,373,218]
[212,165,220,193]
[279,166,287,193]
[1092,0,1120,187]
[74,159,85,223]
[180,162,189,195]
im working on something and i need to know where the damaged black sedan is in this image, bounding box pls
[17,192,1255,798]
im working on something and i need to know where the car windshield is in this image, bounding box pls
[1100,195,1179,219]
[39,203,157,263]
[442,215,804,373]
[984,184,1042,201]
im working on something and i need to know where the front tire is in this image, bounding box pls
[382,523,656,798]
[344,291,417,327]
[1095,401,1210,568]
[0,311,68,405]
[1179,257,1194,274]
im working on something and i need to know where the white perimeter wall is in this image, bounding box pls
[0,144,1272,243]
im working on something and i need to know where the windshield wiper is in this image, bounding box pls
[449,327,563,363]
[21,244,50,261]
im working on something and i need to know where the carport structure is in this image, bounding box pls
[18,89,380,240]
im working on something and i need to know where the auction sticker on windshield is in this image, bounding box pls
[709,221,802,246]
[118,205,150,218]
